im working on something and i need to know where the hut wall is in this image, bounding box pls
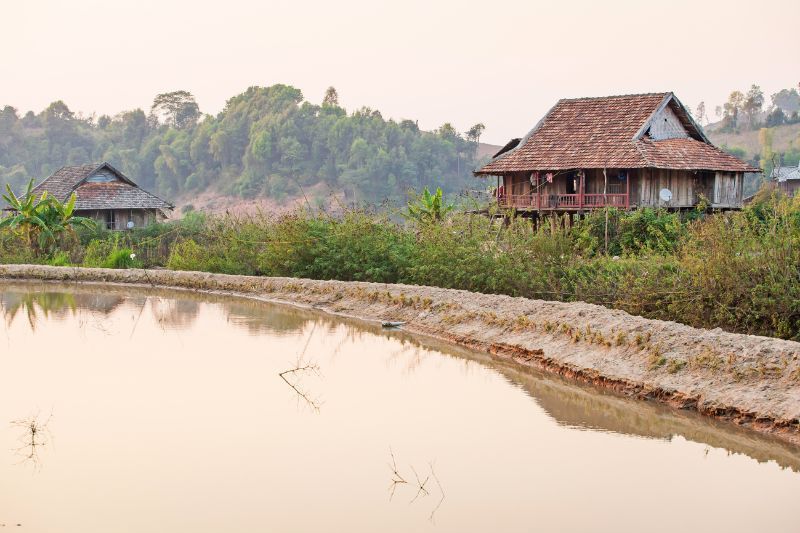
[76,209,160,230]
[779,180,800,197]
[648,106,689,140]
[499,168,742,209]
[585,169,627,195]
[712,172,742,207]
[637,169,699,208]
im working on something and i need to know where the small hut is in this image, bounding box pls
[475,92,759,213]
[772,162,800,197]
[29,162,173,229]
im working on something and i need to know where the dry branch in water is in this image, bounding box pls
[387,447,408,500]
[387,448,445,520]
[278,324,323,412]
[11,410,53,470]
[409,465,430,503]
[278,358,322,412]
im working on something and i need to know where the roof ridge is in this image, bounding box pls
[559,92,670,102]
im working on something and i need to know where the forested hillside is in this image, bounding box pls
[0,85,487,205]
[695,84,800,173]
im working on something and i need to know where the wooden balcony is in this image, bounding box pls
[498,192,629,211]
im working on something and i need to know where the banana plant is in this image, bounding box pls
[1,179,95,255]
[1,181,50,247]
[404,187,454,224]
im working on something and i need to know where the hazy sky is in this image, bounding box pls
[2,0,798,144]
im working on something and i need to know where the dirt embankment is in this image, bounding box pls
[2,264,799,445]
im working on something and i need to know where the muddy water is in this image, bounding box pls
[1,282,799,533]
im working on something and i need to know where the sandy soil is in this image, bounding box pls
[2,264,799,445]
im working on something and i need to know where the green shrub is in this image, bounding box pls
[166,239,205,271]
[0,227,36,264]
[83,238,140,269]
[573,208,687,256]
[6,194,800,341]
[82,239,116,268]
[47,251,71,266]
[103,248,139,269]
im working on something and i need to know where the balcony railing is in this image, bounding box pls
[498,193,629,210]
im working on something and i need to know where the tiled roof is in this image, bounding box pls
[635,138,761,172]
[31,164,98,200]
[74,182,173,210]
[476,93,758,174]
[30,162,173,210]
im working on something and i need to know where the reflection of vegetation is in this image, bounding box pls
[1,291,76,330]
[11,411,53,470]
[149,297,200,329]
[3,282,798,472]
[0,290,127,331]
[225,300,312,336]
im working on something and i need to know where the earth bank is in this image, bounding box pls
[2,264,799,445]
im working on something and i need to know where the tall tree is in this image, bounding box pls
[722,91,745,131]
[694,102,707,126]
[759,127,774,175]
[770,88,800,114]
[742,85,764,128]
[151,91,200,130]
[466,123,485,144]
[323,86,339,107]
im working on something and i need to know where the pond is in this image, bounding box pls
[1,282,799,533]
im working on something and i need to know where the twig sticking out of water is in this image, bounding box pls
[387,447,408,500]
[278,324,322,412]
[409,465,430,503]
[279,358,322,412]
[387,449,445,519]
[11,410,53,470]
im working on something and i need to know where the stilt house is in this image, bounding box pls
[475,93,759,212]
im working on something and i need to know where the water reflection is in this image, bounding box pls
[2,281,800,533]
[1,289,125,332]
[1,281,798,473]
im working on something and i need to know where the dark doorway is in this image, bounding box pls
[566,174,578,194]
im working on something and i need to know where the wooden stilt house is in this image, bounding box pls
[475,92,759,212]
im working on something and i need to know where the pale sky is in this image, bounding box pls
[2,0,798,144]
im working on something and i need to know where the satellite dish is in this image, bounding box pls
[659,188,673,202]
[126,220,135,229]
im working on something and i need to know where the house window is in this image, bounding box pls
[86,170,117,183]
[105,210,116,230]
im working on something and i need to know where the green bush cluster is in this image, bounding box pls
[2,190,799,340]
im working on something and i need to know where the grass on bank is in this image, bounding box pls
[1,186,799,341]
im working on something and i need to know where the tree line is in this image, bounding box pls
[694,83,800,132]
[0,85,486,204]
